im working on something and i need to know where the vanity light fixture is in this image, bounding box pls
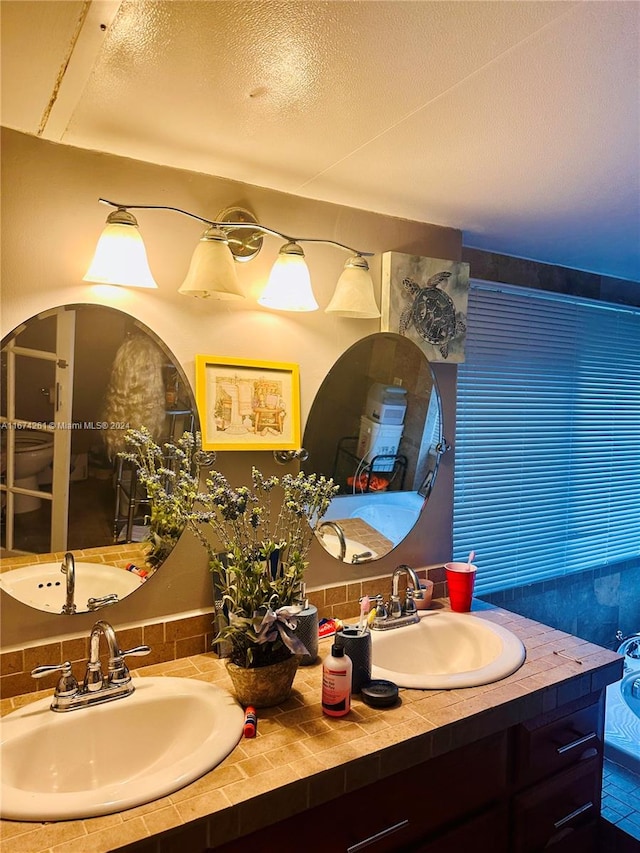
[85,199,378,315]
[178,226,244,300]
[258,241,318,311]
[83,208,158,289]
[325,254,380,319]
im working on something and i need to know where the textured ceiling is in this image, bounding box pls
[1,0,639,281]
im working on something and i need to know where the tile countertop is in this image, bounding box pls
[0,602,623,853]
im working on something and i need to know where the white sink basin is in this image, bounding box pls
[320,533,378,562]
[370,610,526,689]
[0,561,143,612]
[0,677,244,821]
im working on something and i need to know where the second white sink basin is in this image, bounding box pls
[371,610,526,689]
[0,677,244,821]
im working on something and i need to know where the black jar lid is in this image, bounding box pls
[360,679,399,708]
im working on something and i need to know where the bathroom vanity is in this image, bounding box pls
[0,604,622,853]
[213,692,605,853]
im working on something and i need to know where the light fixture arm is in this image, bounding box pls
[98,198,373,257]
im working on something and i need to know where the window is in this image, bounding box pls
[453,282,640,594]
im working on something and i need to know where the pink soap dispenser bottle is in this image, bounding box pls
[322,643,352,717]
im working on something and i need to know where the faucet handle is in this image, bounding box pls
[351,550,373,564]
[389,594,402,619]
[374,595,388,620]
[87,594,119,611]
[31,661,78,696]
[109,645,151,685]
[403,588,417,616]
[120,645,151,658]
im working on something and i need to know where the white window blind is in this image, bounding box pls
[453,281,640,595]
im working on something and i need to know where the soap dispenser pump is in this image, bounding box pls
[322,643,352,717]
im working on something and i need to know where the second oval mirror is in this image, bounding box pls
[302,333,444,564]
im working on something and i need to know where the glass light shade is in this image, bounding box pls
[325,256,380,318]
[258,242,318,312]
[83,210,158,288]
[178,227,244,299]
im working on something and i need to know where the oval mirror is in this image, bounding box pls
[0,304,197,613]
[302,333,444,564]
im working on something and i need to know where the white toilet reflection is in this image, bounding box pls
[7,430,54,513]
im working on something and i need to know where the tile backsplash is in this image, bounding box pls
[0,567,446,700]
[0,542,151,573]
[480,557,639,650]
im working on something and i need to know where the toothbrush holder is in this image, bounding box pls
[335,627,371,694]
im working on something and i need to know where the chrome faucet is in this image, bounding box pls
[31,619,150,711]
[85,619,128,691]
[616,630,640,651]
[370,564,424,631]
[61,552,76,615]
[60,551,120,613]
[616,630,640,671]
[392,564,424,603]
[318,521,347,561]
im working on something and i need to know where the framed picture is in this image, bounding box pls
[381,252,470,362]
[195,355,301,451]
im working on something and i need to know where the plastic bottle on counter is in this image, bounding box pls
[322,643,352,717]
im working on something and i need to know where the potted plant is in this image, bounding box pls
[122,427,338,706]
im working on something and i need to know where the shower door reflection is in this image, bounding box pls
[2,309,74,552]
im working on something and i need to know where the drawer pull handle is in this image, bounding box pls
[553,800,594,830]
[556,732,597,755]
[347,819,409,852]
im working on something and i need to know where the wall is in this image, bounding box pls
[481,558,640,650]
[462,247,640,307]
[0,128,461,649]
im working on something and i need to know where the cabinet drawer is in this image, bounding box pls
[409,804,509,853]
[342,729,508,852]
[514,695,603,787]
[512,758,601,853]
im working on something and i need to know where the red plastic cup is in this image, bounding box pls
[444,562,477,612]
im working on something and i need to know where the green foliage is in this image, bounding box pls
[120,428,200,566]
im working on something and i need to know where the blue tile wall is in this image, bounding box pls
[480,558,640,649]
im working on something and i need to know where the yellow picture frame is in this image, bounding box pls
[195,355,301,451]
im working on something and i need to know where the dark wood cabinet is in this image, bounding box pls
[211,691,606,853]
[513,760,601,852]
[408,806,509,853]
[212,731,508,853]
[514,692,603,788]
[511,691,605,852]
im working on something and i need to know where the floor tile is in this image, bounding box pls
[616,819,640,842]
[602,759,640,844]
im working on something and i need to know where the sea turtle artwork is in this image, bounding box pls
[398,271,466,359]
